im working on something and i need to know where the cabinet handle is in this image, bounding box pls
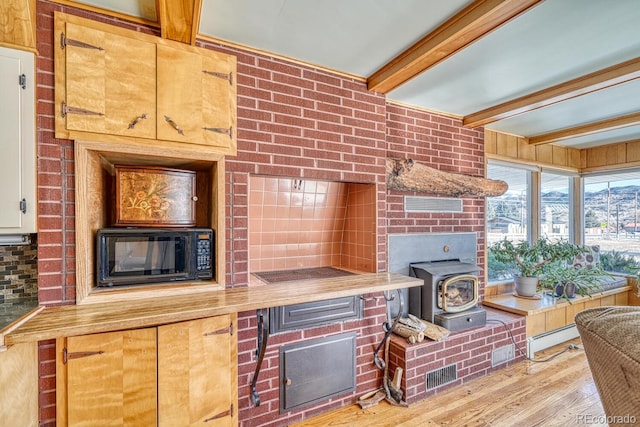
[60,32,104,51]
[61,102,104,118]
[203,126,233,139]
[164,115,185,135]
[128,113,149,129]
[203,70,233,85]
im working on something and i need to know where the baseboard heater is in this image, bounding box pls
[526,324,579,359]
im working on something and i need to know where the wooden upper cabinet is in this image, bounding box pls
[54,12,237,156]
[62,22,156,139]
[0,0,36,52]
[157,44,237,153]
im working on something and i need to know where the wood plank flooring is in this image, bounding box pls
[293,339,605,426]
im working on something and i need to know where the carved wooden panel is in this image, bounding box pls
[114,165,196,227]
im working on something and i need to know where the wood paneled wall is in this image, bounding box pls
[486,129,640,173]
[484,129,580,171]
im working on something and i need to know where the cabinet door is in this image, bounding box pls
[158,314,237,426]
[0,47,35,233]
[63,22,156,138]
[157,45,237,153]
[64,328,157,426]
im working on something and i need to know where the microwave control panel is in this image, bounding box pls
[196,232,213,278]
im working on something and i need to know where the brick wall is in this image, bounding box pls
[32,1,499,426]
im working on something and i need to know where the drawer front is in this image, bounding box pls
[114,165,196,227]
[269,295,363,334]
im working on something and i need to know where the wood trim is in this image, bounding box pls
[50,0,159,27]
[465,57,640,127]
[529,112,640,146]
[56,337,68,427]
[73,139,226,305]
[157,0,202,45]
[367,0,542,93]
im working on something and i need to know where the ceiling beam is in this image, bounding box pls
[156,0,202,45]
[528,112,640,146]
[464,57,640,128]
[366,0,542,94]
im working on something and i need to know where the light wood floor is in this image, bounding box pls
[294,338,605,426]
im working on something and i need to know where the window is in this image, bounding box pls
[584,170,640,273]
[540,170,572,242]
[486,162,532,281]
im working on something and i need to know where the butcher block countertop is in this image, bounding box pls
[4,272,421,346]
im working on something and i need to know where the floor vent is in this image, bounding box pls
[491,344,515,367]
[425,364,457,390]
[404,196,463,213]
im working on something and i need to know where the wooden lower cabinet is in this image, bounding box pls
[56,314,237,426]
[157,316,237,426]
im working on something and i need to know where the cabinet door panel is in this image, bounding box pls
[157,45,203,143]
[202,52,236,151]
[0,46,36,233]
[158,315,234,426]
[157,45,236,153]
[0,52,24,229]
[64,22,156,138]
[66,328,157,426]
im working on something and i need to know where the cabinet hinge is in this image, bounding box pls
[19,74,26,90]
[61,102,104,118]
[60,32,104,51]
[19,198,27,214]
[203,70,233,85]
[203,126,233,139]
[64,349,105,363]
[203,404,232,422]
[203,323,233,337]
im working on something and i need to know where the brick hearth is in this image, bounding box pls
[388,308,526,404]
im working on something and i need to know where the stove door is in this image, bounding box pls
[438,274,479,313]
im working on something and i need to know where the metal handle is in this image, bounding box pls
[284,378,292,386]
[128,113,148,129]
[250,309,269,406]
[164,115,185,135]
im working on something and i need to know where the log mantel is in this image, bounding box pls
[4,272,422,345]
[386,158,508,197]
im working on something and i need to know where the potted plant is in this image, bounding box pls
[538,261,607,301]
[489,237,585,297]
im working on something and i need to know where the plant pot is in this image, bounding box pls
[554,282,576,298]
[514,276,539,297]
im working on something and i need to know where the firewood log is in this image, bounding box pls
[386,158,508,197]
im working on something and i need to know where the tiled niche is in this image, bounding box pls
[248,176,377,273]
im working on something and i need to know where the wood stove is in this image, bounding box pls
[409,260,485,332]
[388,232,485,332]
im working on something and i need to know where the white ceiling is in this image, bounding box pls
[66,0,640,150]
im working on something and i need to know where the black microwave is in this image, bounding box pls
[96,228,214,287]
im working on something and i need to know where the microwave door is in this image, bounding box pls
[150,238,176,274]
